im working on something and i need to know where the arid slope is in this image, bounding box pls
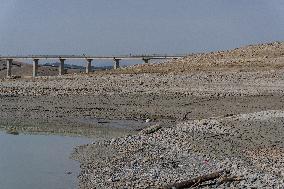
[113,41,284,74]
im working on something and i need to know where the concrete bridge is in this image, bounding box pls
[0,55,185,78]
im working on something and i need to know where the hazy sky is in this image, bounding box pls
[0,0,284,56]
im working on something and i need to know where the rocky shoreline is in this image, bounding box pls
[0,42,284,188]
[72,110,284,188]
[0,70,284,188]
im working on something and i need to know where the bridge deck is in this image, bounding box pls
[0,55,185,60]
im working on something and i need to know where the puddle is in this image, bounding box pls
[0,132,90,189]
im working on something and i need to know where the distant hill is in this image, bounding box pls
[43,62,86,70]
[43,62,113,71]
[113,41,284,74]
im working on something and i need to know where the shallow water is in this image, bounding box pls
[0,132,90,189]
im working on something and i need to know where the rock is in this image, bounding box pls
[145,119,151,123]
[140,124,162,135]
[6,129,19,135]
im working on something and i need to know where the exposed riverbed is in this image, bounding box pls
[0,46,284,188]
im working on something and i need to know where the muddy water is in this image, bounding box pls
[0,132,90,189]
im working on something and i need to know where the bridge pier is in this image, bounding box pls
[143,58,150,64]
[33,59,39,77]
[6,59,13,78]
[59,58,65,76]
[113,58,120,69]
[86,59,93,74]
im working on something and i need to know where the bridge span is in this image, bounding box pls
[0,55,185,78]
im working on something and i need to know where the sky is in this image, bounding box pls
[0,0,284,57]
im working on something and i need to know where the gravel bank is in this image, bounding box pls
[0,42,284,188]
[72,110,284,188]
[1,70,284,134]
[1,70,284,188]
